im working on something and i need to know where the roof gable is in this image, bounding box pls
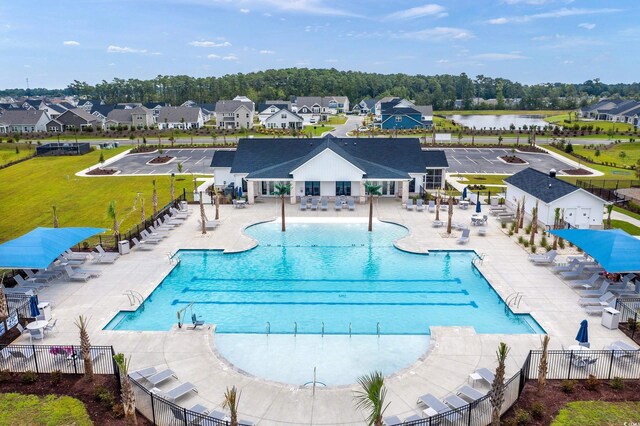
[504,168,587,203]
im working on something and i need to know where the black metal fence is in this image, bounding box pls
[0,344,116,375]
[615,298,640,342]
[575,179,638,204]
[36,142,91,156]
[525,349,640,381]
[5,293,33,319]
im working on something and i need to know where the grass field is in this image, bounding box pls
[303,125,335,136]
[542,145,636,181]
[0,393,92,425]
[325,116,347,125]
[545,115,637,133]
[610,219,640,235]
[0,148,199,244]
[437,110,569,116]
[0,143,36,166]
[450,174,509,186]
[572,142,640,168]
[552,401,640,426]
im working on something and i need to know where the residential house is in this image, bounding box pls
[0,110,50,133]
[105,106,154,129]
[90,104,117,124]
[351,98,377,115]
[77,99,103,113]
[374,97,403,121]
[264,108,304,130]
[43,103,68,119]
[622,105,640,127]
[51,108,101,131]
[22,99,46,110]
[257,101,292,124]
[143,102,170,122]
[579,99,627,120]
[197,104,217,122]
[380,101,433,130]
[504,168,606,229]
[292,96,349,123]
[214,100,254,130]
[605,100,640,122]
[209,134,448,205]
[158,106,204,129]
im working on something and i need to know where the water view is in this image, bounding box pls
[446,114,550,129]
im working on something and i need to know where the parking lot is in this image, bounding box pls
[107,148,218,175]
[425,147,576,174]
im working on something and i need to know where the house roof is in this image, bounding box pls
[158,106,202,123]
[504,168,584,203]
[414,105,434,116]
[68,108,98,122]
[215,100,252,114]
[58,102,76,110]
[143,102,169,109]
[225,135,448,180]
[383,106,422,116]
[622,105,640,118]
[23,99,44,108]
[199,103,217,114]
[0,109,48,125]
[294,96,323,109]
[608,100,640,116]
[91,104,117,117]
[210,150,236,167]
[363,98,377,109]
[46,103,68,114]
[258,102,291,114]
[265,108,304,122]
[422,150,449,168]
[106,109,134,123]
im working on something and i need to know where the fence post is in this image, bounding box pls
[183,407,188,426]
[32,345,39,373]
[467,403,472,426]
[608,350,614,380]
[567,351,573,380]
[150,392,156,424]
[73,349,78,374]
[634,311,638,341]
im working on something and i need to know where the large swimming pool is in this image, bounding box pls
[106,222,542,335]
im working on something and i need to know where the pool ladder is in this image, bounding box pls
[472,253,486,266]
[505,292,523,310]
[167,252,180,265]
[124,290,144,308]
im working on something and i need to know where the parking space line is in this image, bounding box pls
[465,156,478,164]
[149,169,156,174]
[452,156,462,165]
[184,168,191,174]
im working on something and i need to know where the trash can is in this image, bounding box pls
[601,307,621,330]
[37,302,51,321]
[180,200,188,211]
[117,240,130,255]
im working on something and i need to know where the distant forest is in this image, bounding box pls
[2,68,640,110]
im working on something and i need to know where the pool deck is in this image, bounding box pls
[31,198,635,425]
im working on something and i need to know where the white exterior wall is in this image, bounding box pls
[293,181,305,200]
[320,181,335,196]
[351,181,361,196]
[264,110,303,129]
[212,168,233,187]
[291,149,363,182]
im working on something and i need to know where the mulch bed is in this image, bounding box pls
[148,155,173,164]
[618,323,640,345]
[561,168,593,175]
[86,168,117,175]
[502,379,640,425]
[500,155,527,164]
[515,146,547,154]
[0,372,151,425]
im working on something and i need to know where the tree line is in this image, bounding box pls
[2,69,640,110]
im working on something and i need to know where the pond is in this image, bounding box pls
[446,114,549,130]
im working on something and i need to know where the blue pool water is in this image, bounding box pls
[106,222,543,335]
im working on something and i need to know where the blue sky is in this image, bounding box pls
[0,0,638,88]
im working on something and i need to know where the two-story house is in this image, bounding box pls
[158,106,204,129]
[214,100,254,130]
[0,110,50,133]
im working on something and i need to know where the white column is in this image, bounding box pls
[359,181,366,204]
[402,180,409,204]
[247,181,255,204]
[290,181,297,204]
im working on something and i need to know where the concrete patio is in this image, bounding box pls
[25,197,635,425]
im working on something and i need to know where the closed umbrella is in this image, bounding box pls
[462,186,468,200]
[475,192,482,213]
[237,186,243,199]
[576,319,589,346]
[29,295,40,318]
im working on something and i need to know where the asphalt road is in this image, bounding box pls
[110,148,219,175]
[424,147,576,174]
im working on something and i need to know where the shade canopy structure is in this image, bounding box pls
[0,227,105,270]
[576,319,588,344]
[549,229,640,273]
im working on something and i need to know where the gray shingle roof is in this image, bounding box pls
[504,168,581,203]
[215,100,253,114]
[158,106,201,123]
[210,150,236,167]
[106,109,134,123]
[0,109,48,125]
[226,136,448,180]
[258,102,291,113]
[422,150,448,168]
[414,105,434,116]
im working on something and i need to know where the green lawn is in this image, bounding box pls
[0,143,36,166]
[542,145,635,180]
[572,142,640,168]
[614,206,640,221]
[610,220,640,235]
[437,110,569,116]
[450,174,509,186]
[552,401,640,426]
[0,393,92,425]
[0,148,199,244]
[303,125,335,136]
[325,116,347,125]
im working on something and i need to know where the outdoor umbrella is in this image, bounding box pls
[576,319,589,346]
[237,186,243,199]
[462,187,468,200]
[475,193,482,213]
[29,295,40,318]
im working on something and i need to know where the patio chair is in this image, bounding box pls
[140,230,162,244]
[23,269,54,283]
[456,385,486,402]
[570,273,603,289]
[432,220,444,228]
[151,382,197,401]
[440,201,448,211]
[478,227,487,236]
[129,367,158,381]
[320,197,328,211]
[610,340,638,352]
[170,403,209,424]
[444,394,468,409]
[71,267,102,278]
[64,250,90,261]
[578,282,610,297]
[311,198,319,211]
[170,208,189,219]
[406,199,414,210]
[93,246,119,263]
[348,198,356,211]
[457,229,471,244]
[528,250,557,264]
[551,258,581,273]
[489,206,507,214]
[29,328,45,343]
[63,265,91,282]
[475,368,495,386]
[16,323,30,338]
[156,218,177,229]
[416,199,425,212]
[559,263,590,279]
[132,237,154,250]
[190,313,205,329]
[578,291,616,307]
[382,416,403,426]
[44,319,58,334]
[334,199,342,211]
[428,200,436,212]
[147,368,178,386]
[300,198,308,211]
[584,305,607,315]
[149,225,170,237]
[404,415,422,423]
[416,393,460,421]
[163,214,183,226]
[8,347,35,362]
[606,273,637,286]
[14,275,46,290]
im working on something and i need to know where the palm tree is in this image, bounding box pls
[272,183,291,232]
[170,173,175,201]
[52,205,59,228]
[364,182,382,232]
[490,342,510,426]
[113,353,137,425]
[139,196,145,226]
[435,189,441,221]
[0,273,9,320]
[152,179,158,217]
[199,191,207,235]
[605,204,614,229]
[223,386,241,426]
[529,200,538,246]
[74,315,94,382]
[514,200,520,234]
[107,200,119,239]
[353,371,390,426]
[518,196,526,229]
[446,194,454,234]
[552,207,561,249]
[214,187,220,220]
[538,335,550,393]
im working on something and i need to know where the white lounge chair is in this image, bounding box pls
[457,229,470,244]
[147,368,178,386]
[570,273,603,289]
[578,282,610,297]
[444,394,468,409]
[551,258,581,273]
[406,199,414,210]
[151,382,197,401]
[93,246,119,263]
[529,250,557,265]
[559,263,590,279]
[132,237,154,250]
[8,347,35,362]
[416,199,425,212]
[311,198,319,211]
[432,220,444,228]
[64,250,90,261]
[610,340,638,352]
[320,197,328,211]
[478,227,487,236]
[14,275,46,290]
[44,319,58,334]
[427,200,436,212]
[334,200,342,211]
[71,267,102,278]
[348,198,356,211]
[23,269,53,283]
[129,367,158,381]
[457,385,486,402]
[300,198,308,211]
[578,291,616,307]
[170,208,188,219]
[64,265,91,282]
[416,393,460,421]
[475,368,495,386]
[140,230,162,244]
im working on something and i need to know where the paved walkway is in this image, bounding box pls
[28,199,634,425]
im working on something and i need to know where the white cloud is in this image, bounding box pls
[189,40,232,47]
[400,27,473,41]
[488,7,621,24]
[325,58,338,63]
[387,4,447,20]
[222,54,239,60]
[259,50,275,54]
[63,40,80,46]
[503,0,564,4]
[563,60,574,64]
[190,0,355,17]
[578,23,596,30]
[437,59,449,63]
[240,8,250,13]
[207,54,220,59]
[471,53,528,60]
[264,12,272,17]
[107,45,147,53]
